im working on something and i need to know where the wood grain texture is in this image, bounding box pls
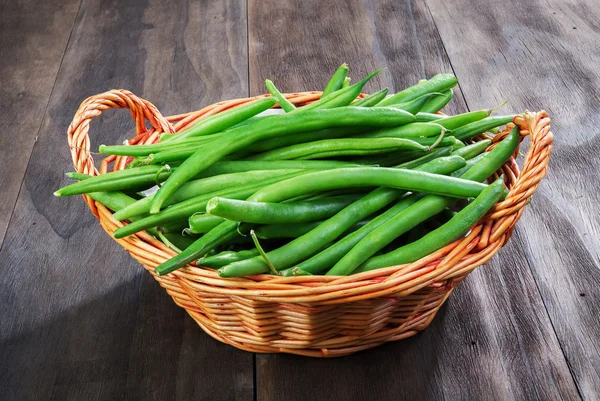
[248,0,467,118]
[249,0,581,399]
[0,0,251,400]
[0,0,80,248]
[425,0,600,397]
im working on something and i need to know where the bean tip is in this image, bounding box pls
[53,190,62,197]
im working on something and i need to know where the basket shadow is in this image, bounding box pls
[0,273,253,401]
[256,300,457,401]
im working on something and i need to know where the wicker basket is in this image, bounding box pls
[67,89,552,357]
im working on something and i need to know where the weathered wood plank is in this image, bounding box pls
[425,0,600,396]
[0,0,252,400]
[248,0,581,399]
[0,0,80,248]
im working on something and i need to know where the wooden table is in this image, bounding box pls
[1,0,598,399]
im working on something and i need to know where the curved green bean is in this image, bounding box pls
[321,63,349,97]
[265,79,296,112]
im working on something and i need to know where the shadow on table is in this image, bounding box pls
[0,273,253,401]
[255,299,480,401]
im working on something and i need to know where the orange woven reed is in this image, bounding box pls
[67,90,552,357]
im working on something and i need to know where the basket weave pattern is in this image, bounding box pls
[67,90,552,357]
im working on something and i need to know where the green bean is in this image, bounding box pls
[419,89,453,113]
[452,140,466,150]
[55,170,172,197]
[299,69,381,111]
[197,160,363,177]
[349,145,451,167]
[248,137,428,161]
[248,127,367,154]
[386,93,434,114]
[65,172,92,181]
[452,115,516,141]
[99,135,219,157]
[363,122,447,139]
[327,126,519,275]
[158,231,199,252]
[85,191,160,235]
[355,177,505,272]
[350,88,388,107]
[452,139,491,159]
[205,194,363,225]
[321,63,349,97]
[243,167,489,201]
[394,147,452,169]
[149,106,415,214]
[166,97,276,143]
[283,155,466,275]
[435,110,490,130]
[186,214,225,234]
[113,169,303,220]
[216,155,468,278]
[197,249,261,269]
[342,77,351,88]
[379,74,457,106]
[265,79,296,112]
[113,172,307,239]
[254,219,370,240]
[450,153,488,177]
[415,112,444,122]
[55,165,167,196]
[157,221,188,234]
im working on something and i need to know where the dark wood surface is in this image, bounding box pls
[1,0,598,400]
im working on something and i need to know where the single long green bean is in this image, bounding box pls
[248,127,367,154]
[205,194,364,225]
[452,139,492,160]
[198,249,261,269]
[55,165,168,196]
[453,115,516,141]
[415,112,444,122]
[248,137,428,161]
[434,110,490,130]
[363,122,447,139]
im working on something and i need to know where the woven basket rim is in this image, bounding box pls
[66,89,553,305]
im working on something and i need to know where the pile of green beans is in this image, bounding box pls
[55,64,521,278]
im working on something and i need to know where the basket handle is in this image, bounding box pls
[484,111,553,245]
[67,89,175,176]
